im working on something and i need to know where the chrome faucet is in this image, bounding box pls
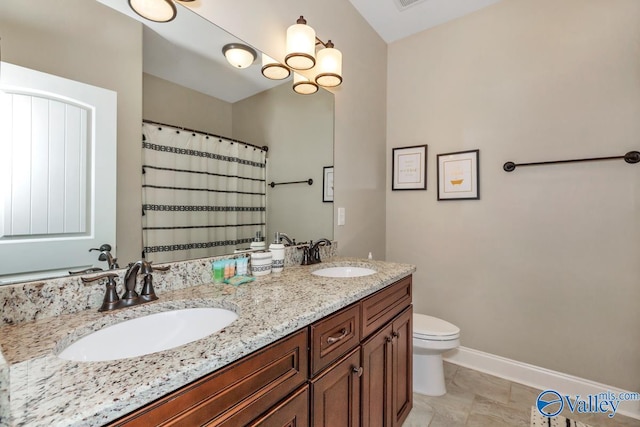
[81,260,169,312]
[300,238,332,265]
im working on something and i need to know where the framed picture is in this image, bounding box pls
[392,144,428,190]
[323,166,334,202]
[437,149,480,200]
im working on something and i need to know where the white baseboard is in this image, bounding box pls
[443,346,640,420]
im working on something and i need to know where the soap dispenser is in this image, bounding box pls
[269,232,285,273]
[249,230,266,251]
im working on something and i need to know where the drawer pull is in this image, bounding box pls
[327,328,348,344]
[352,366,364,377]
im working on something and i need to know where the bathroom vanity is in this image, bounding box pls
[109,275,412,427]
[0,258,415,426]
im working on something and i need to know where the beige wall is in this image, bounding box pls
[387,0,640,390]
[233,82,334,243]
[143,73,233,136]
[0,0,143,265]
[187,0,388,259]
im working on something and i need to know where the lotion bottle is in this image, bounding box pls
[269,232,285,273]
[249,230,266,251]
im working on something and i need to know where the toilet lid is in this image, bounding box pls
[413,313,460,339]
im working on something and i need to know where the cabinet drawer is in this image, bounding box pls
[109,329,308,427]
[310,303,360,376]
[247,385,309,427]
[361,275,412,339]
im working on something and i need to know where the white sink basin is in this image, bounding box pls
[312,266,376,278]
[58,307,238,362]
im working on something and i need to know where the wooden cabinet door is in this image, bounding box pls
[391,306,413,427]
[361,324,393,427]
[361,306,413,427]
[310,347,361,427]
[246,385,309,427]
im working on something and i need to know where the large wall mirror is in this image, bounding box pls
[0,0,334,284]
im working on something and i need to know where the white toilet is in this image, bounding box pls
[413,313,460,396]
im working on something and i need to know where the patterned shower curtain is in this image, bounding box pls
[141,122,266,263]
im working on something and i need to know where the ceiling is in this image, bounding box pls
[96,0,504,103]
[97,0,282,103]
[348,0,503,43]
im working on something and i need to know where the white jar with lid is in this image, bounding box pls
[250,251,272,276]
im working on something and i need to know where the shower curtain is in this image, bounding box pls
[141,122,266,263]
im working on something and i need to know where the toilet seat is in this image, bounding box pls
[413,314,460,341]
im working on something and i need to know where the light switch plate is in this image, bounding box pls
[337,207,345,226]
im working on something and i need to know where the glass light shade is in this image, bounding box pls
[222,44,257,69]
[261,54,291,80]
[315,44,342,87]
[128,0,176,23]
[285,17,316,70]
[293,73,318,95]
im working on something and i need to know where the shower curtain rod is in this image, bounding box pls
[143,119,268,152]
[269,179,313,188]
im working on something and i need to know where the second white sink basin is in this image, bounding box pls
[312,266,376,278]
[58,307,238,362]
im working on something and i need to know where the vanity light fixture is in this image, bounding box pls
[285,16,317,70]
[314,40,342,87]
[257,16,343,93]
[128,0,194,23]
[222,43,257,69]
[261,54,291,80]
[293,72,319,95]
[273,16,343,93]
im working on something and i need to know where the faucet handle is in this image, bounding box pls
[140,274,159,302]
[69,267,104,275]
[89,244,118,269]
[89,244,112,252]
[80,272,119,284]
[138,262,168,302]
[149,262,170,272]
[299,246,312,265]
[81,273,120,312]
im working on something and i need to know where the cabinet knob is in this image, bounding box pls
[385,336,393,343]
[392,331,400,339]
[352,366,364,377]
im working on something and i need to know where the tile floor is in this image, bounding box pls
[403,362,640,427]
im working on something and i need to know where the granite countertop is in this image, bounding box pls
[0,258,415,427]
